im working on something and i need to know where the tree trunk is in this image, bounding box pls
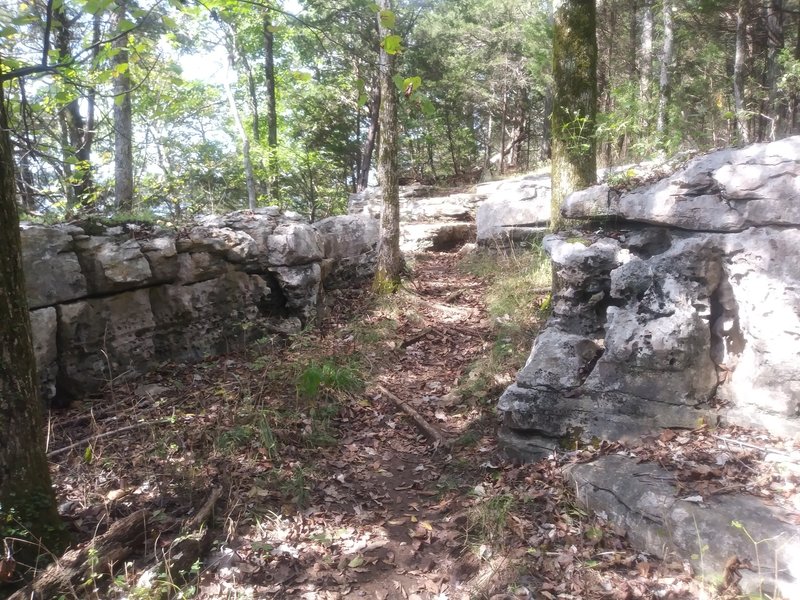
[656,0,674,137]
[443,107,460,176]
[264,15,278,202]
[551,0,597,232]
[373,0,402,292]
[17,151,37,212]
[499,74,508,175]
[765,0,784,138]
[53,5,94,207]
[638,0,653,119]
[358,84,381,191]
[0,82,69,568]
[734,0,750,143]
[113,0,134,212]
[225,49,257,210]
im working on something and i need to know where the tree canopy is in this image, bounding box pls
[1,0,799,224]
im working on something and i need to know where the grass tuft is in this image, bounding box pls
[457,243,552,402]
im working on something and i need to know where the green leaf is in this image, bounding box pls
[403,76,422,93]
[83,445,93,463]
[291,71,313,82]
[114,62,129,75]
[392,74,405,91]
[161,15,177,29]
[348,556,365,568]
[82,0,115,15]
[379,9,395,29]
[419,95,435,116]
[382,35,402,55]
[357,93,369,107]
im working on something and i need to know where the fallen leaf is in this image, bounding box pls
[348,556,365,568]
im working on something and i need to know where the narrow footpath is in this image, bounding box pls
[40,250,704,600]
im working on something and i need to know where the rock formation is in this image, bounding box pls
[497,137,800,596]
[22,209,377,404]
[499,136,800,458]
[350,173,552,251]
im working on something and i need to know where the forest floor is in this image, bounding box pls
[26,248,765,599]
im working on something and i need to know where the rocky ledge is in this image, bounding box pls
[497,137,800,595]
[23,209,377,404]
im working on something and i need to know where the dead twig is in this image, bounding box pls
[137,487,223,589]
[47,418,173,457]
[713,435,796,461]
[401,327,433,348]
[377,384,451,450]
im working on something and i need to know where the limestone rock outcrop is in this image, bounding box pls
[22,209,377,403]
[498,137,800,459]
[475,172,551,247]
[568,455,800,597]
[350,174,553,252]
[349,185,483,253]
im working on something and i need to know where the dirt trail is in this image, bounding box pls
[36,250,705,600]
[227,252,508,599]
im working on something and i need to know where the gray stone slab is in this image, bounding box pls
[566,454,800,597]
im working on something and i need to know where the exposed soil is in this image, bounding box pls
[8,249,782,599]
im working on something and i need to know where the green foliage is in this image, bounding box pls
[466,493,516,546]
[296,359,363,401]
[457,244,551,402]
[779,49,800,96]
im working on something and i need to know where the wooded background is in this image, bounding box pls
[1,0,797,223]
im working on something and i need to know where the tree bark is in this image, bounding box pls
[374,0,402,291]
[0,82,68,568]
[656,0,674,137]
[443,106,460,176]
[638,0,653,117]
[224,44,257,210]
[499,71,508,175]
[264,15,279,202]
[734,0,750,143]
[551,0,597,232]
[8,510,148,600]
[765,0,784,138]
[358,83,381,191]
[113,0,134,212]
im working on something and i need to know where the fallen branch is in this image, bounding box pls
[136,487,223,589]
[401,328,433,348]
[48,418,172,457]
[377,384,451,450]
[9,510,151,600]
[713,435,797,461]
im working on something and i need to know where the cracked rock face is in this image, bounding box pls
[499,137,800,461]
[23,211,378,403]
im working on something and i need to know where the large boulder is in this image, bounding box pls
[349,186,483,253]
[567,455,800,597]
[20,224,87,308]
[315,214,378,288]
[475,173,551,247]
[499,137,800,460]
[563,137,800,231]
